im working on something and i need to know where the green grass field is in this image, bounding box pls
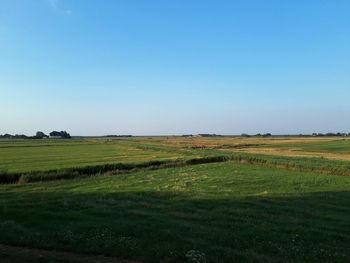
[1,137,349,173]
[1,137,350,262]
[0,138,197,173]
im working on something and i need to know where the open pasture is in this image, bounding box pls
[0,138,196,173]
[1,136,348,174]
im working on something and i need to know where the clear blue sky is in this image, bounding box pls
[1,0,349,135]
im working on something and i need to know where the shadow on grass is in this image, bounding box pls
[0,190,349,263]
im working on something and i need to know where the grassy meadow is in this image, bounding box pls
[0,138,197,173]
[1,136,350,262]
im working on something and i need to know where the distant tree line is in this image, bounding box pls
[311,132,350,137]
[241,133,272,137]
[181,134,223,137]
[104,135,133,137]
[241,133,350,137]
[0,131,71,139]
[198,134,223,137]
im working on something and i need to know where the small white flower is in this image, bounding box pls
[185,250,206,263]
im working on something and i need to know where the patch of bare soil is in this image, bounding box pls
[0,244,142,263]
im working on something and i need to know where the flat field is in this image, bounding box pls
[0,138,196,173]
[0,137,350,262]
[1,136,350,173]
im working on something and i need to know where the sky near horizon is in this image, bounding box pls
[0,0,349,136]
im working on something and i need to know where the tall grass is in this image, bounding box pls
[0,170,20,184]
[15,156,230,184]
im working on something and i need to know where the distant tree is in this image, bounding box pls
[104,135,132,137]
[49,131,61,137]
[34,131,48,139]
[49,131,71,139]
[60,131,71,139]
[3,134,12,139]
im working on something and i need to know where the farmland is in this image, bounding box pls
[1,137,350,262]
[0,139,195,173]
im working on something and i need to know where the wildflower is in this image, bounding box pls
[185,250,206,263]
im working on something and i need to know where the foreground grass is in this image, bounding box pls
[0,244,136,263]
[1,162,350,262]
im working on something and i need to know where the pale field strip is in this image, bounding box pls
[154,137,350,161]
[153,137,345,148]
[227,147,350,161]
